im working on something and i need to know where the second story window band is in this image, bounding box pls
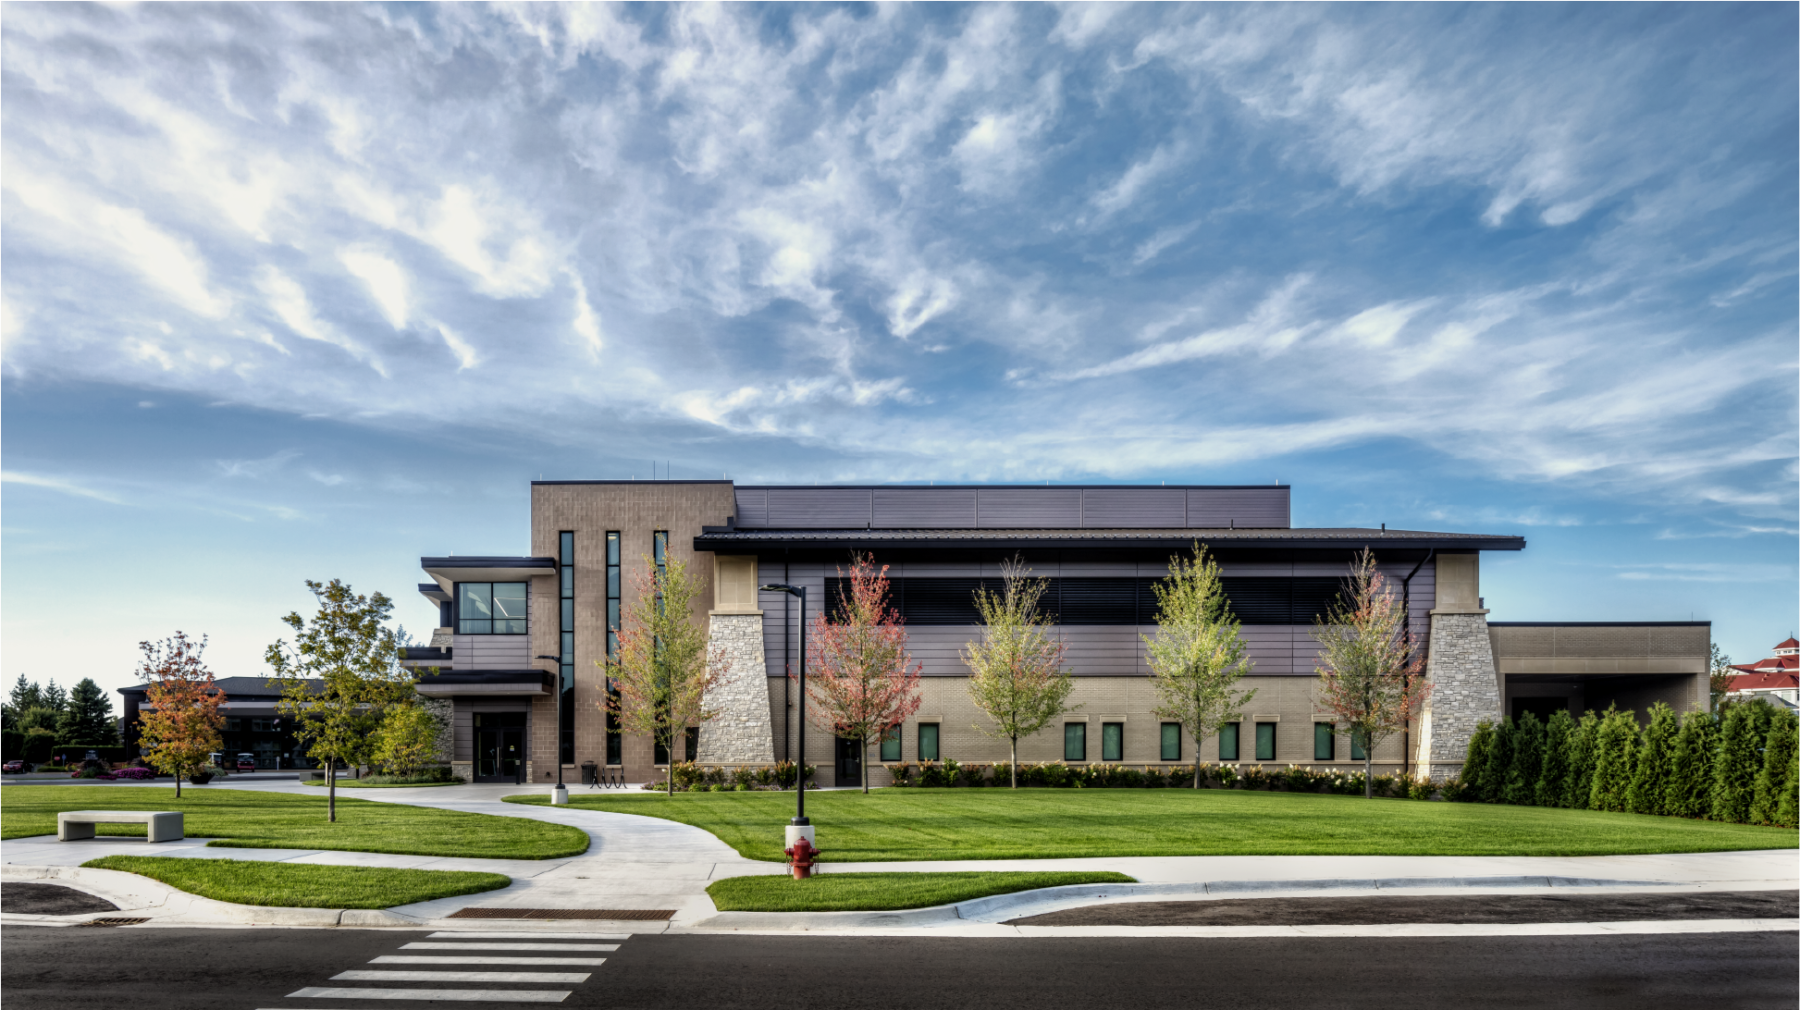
[458,582,527,635]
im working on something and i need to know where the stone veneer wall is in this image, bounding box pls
[1415,612,1501,781]
[697,613,775,763]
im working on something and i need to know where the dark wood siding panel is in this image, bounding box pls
[872,488,978,528]
[764,489,872,528]
[1187,488,1290,529]
[976,488,1082,528]
[452,699,474,762]
[734,488,768,527]
[1081,488,1186,528]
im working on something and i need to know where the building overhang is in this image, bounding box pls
[419,557,556,595]
[414,670,554,698]
[694,527,1526,554]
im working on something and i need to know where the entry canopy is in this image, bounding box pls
[419,556,556,596]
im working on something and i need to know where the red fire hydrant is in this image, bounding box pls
[785,836,820,879]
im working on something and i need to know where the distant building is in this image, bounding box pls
[1726,638,1800,710]
[117,676,323,769]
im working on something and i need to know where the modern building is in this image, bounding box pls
[1726,638,1800,710]
[117,676,322,769]
[407,480,1712,786]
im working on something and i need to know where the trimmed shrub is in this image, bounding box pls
[953,761,987,787]
[1461,721,1494,798]
[1535,709,1575,808]
[1588,707,1639,813]
[22,730,55,764]
[1565,710,1601,809]
[1502,711,1544,806]
[1749,709,1798,828]
[1437,778,1469,802]
[1480,719,1514,803]
[1625,702,1678,816]
[1712,702,1773,824]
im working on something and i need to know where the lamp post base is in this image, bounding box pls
[551,784,569,806]
[784,822,814,849]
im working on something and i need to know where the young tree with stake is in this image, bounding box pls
[1142,544,1256,788]
[266,579,417,822]
[804,554,923,793]
[1311,549,1429,798]
[135,632,225,799]
[964,557,1077,788]
[602,553,728,796]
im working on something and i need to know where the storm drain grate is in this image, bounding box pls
[448,907,676,921]
[76,917,150,927]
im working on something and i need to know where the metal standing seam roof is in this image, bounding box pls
[694,527,1526,549]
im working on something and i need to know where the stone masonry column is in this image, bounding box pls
[1414,553,1501,781]
[697,556,775,763]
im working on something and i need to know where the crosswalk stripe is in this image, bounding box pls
[284,988,570,1002]
[371,956,607,966]
[332,971,591,983]
[401,942,613,952]
[425,931,630,940]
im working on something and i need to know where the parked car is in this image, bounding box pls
[3,760,26,774]
[236,753,257,773]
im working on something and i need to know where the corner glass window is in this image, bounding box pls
[1160,723,1181,761]
[880,726,902,762]
[1219,722,1240,761]
[1314,723,1335,761]
[1064,722,1087,762]
[458,582,527,634]
[1101,722,1123,761]
[1255,722,1277,762]
[917,723,940,762]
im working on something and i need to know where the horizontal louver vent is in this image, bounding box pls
[822,577,1347,626]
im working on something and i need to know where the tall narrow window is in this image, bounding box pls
[1218,722,1240,762]
[918,723,940,762]
[1314,723,1335,762]
[1160,723,1181,761]
[1350,730,1367,762]
[1064,722,1087,762]
[1255,722,1277,762]
[684,726,699,762]
[604,532,621,764]
[1101,722,1123,761]
[880,725,902,762]
[558,531,575,766]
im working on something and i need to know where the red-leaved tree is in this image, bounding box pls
[1312,549,1430,797]
[804,554,923,793]
[135,632,226,799]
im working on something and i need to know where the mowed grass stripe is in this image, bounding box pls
[82,855,511,909]
[707,871,1135,912]
[510,788,1798,861]
[3,786,586,858]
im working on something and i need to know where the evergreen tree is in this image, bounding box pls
[1710,701,1771,824]
[54,678,117,746]
[1749,709,1798,828]
[1536,708,1575,808]
[1588,707,1638,812]
[42,679,67,713]
[1481,718,1514,803]
[1663,710,1719,818]
[1460,721,1494,798]
[1625,702,1678,816]
[9,675,42,711]
[1565,709,1602,809]
[1502,710,1544,806]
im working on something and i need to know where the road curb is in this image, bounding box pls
[0,864,428,928]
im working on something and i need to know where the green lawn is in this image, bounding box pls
[707,870,1134,912]
[83,855,510,909]
[3,786,587,858]
[508,788,1798,861]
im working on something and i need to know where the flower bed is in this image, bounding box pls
[645,761,819,792]
[885,759,1438,798]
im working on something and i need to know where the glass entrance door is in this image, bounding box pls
[475,712,528,783]
[835,735,862,787]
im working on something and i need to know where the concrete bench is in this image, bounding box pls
[57,810,184,843]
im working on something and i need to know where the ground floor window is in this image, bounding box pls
[1064,722,1087,762]
[605,685,622,765]
[1255,722,1277,761]
[1101,722,1123,761]
[685,727,699,762]
[1219,722,1240,761]
[918,723,940,762]
[1314,723,1335,761]
[880,726,902,762]
[1160,723,1181,761]
[1351,730,1367,761]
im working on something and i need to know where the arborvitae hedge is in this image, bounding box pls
[1502,711,1543,806]
[1712,702,1772,824]
[1663,710,1719,819]
[1462,721,1494,801]
[1565,710,1601,809]
[1481,718,1514,804]
[1748,709,1798,829]
[1589,707,1639,812]
[1626,702,1678,816]
[1536,709,1575,808]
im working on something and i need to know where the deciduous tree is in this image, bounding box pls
[135,632,225,799]
[1310,550,1428,798]
[603,553,728,796]
[804,554,923,794]
[267,579,418,822]
[1707,643,1736,711]
[372,702,447,780]
[964,557,1077,788]
[1143,544,1256,789]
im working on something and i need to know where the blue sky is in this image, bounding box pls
[3,3,1795,700]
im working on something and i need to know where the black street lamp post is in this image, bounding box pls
[759,583,809,829]
[537,654,568,805]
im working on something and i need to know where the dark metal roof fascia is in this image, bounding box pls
[418,583,452,601]
[693,529,1526,552]
[1489,621,1712,627]
[532,480,734,486]
[419,556,556,568]
[738,483,1287,491]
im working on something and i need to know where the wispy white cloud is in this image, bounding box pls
[1,471,125,505]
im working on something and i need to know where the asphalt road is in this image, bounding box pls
[4,925,1796,1010]
[1009,889,1800,926]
